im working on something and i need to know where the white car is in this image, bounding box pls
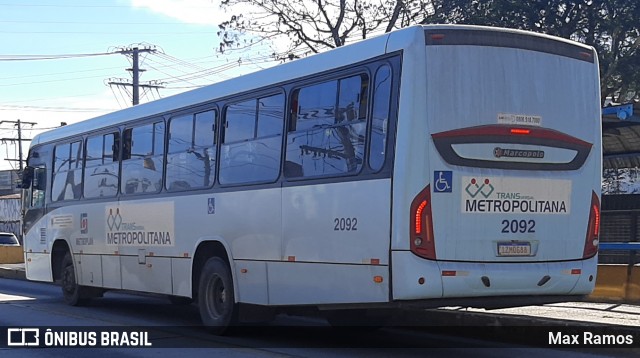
[0,232,19,246]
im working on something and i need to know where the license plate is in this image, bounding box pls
[497,242,531,256]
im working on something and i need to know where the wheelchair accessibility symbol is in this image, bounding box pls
[434,171,452,193]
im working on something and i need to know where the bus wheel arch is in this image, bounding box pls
[192,240,232,299]
[60,251,89,306]
[51,239,71,283]
[198,256,238,334]
[192,240,237,334]
[52,239,101,305]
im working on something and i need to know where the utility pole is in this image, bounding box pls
[108,45,164,106]
[132,47,140,105]
[0,119,36,172]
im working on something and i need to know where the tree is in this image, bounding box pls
[217,1,436,59]
[217,0,640,104]
[430,0,640,104]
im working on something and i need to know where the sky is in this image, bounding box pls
[0,0,277,171]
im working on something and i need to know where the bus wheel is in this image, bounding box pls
[198,257,237,334]
[60,252,90,306]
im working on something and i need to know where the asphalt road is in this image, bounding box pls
[0,277,639,357]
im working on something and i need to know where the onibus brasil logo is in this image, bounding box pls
[465,178,494,198]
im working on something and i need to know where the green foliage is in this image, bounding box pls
[423,0,640,104]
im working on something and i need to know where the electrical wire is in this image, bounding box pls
[0,52,114,61]
[0,104,116,113]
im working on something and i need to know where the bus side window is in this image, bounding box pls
[285,74,369,178]
[84,132,120,198]
[51,141,83,201]
[121,122,164,195]
[219,94,283,185]
[166,110,216,191]
[369,65,392,172]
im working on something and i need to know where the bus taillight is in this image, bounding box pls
[410,185,436,260]
[583,191,600,259]
[510,128,531,135]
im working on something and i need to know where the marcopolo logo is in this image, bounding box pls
[494,147,545,159]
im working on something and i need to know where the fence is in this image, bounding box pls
[599,195,640,265]
[0,196,20,243]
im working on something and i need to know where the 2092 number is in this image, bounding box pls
[334,217,358,231]
[501,219,535,233]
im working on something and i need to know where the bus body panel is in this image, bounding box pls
[389,27,600,300]
[387,28,431,253]
[265,261,389,305]
[25,252,52,282]
[282,179,391,265]
[391,251,443,300]
[204,188,282,262]
[121,256,173,294]
[424,36,601,263]
[78,253,103,288]
[235,260,269,304]
[102,255,122,289]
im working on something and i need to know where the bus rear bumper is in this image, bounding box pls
[391,251,597,301]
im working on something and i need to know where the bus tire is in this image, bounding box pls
[198,257,237,334]
[60,252,91,306]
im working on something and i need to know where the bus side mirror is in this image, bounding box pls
[18,167,34,189]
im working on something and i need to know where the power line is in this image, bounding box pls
[0,42,307,112]
[0,65,124,81]
[0,2,214,8]
[0,20,192,25]
[0,105,115,113]
[0,57,219,81]
[0,73,119,87]
[0,92,108,105]
[0,3,132,7]
[0,52,114,61]
[0,31,216,35]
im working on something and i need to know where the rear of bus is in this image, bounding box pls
[390,26,601,305]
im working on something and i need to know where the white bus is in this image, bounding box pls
[21,25,602,333]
